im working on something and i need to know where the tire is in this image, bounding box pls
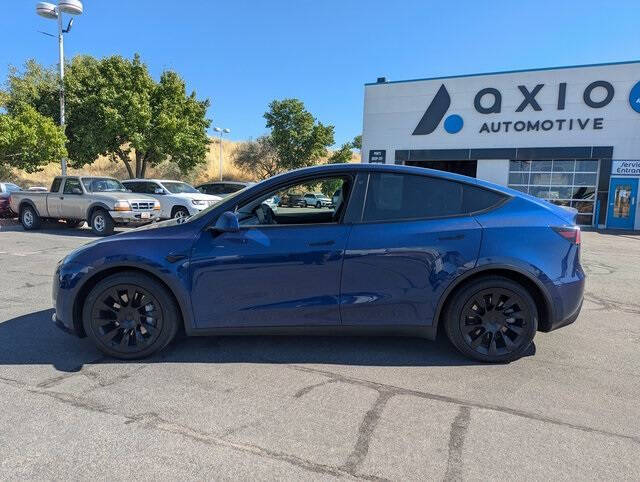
[443,276,538,363]
[64,219,84,228]
[82,272,180,359]
[20,205,41,230]
[172,206,189,221]
[90,209,114,236]
[315,201,321,208]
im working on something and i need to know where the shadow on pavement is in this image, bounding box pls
[0,222,128,238]
[0,309,535,372]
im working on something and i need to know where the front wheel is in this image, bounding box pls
[20,205,41,230]
[82,272,180,359]
[172,207,189,221]
[315,201,321,208]
[90,209,114,236]
[443,276,538,363]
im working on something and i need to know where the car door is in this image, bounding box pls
[340,172,487,328]
[54,177,84,219]
[189,175,354,329]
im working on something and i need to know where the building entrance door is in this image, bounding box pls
[606,177,638,230]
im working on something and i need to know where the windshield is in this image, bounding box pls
[82,178,127,193]
[5,183,22,193]
[162,181,199,194]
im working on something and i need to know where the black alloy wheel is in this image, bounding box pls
[444,277,538,363]
[83,272,179,359]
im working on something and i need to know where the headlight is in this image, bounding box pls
[114,200,131,212]
[153,201,161,211]
[192,199,207,206]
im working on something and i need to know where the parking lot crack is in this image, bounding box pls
[443,405,471,482]
[342,390,394,475]
[288,365,640,445]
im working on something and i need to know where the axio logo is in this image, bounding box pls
[630,81,640,113]
[413,84,463,135]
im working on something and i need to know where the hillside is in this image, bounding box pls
[8,138,361,188]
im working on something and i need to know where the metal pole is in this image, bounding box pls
[219,132,223,181]
[57,9,67,176]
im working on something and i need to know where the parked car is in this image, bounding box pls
[196,181,254,197]
[280,192,306,208]
[9,176,161,235]
[0,182,22,218]
[52,164,584,362]
[303,192,332,208]
[122,179,222,220]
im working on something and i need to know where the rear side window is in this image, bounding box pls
[362,173,506,222]
[50,178,62,193]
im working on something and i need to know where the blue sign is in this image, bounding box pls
[629,81,640,113]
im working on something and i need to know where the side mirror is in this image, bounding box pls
[72,187,82,195]
[211,211,239,233]
[154,188,165,195]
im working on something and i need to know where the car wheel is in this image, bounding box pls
[443,276,538,363]
[82,272,180,359]
[315,201,321,208]
[172,207,189,221]
[20,205,41,230]
[90,209,114,236]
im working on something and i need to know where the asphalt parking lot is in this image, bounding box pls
[0,221,639,480]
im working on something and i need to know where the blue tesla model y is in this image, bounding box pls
[53,163,584,362]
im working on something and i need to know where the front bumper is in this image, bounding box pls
[110,210,160,224]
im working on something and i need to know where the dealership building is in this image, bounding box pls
[362,60,640,230]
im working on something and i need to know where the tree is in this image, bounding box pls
[6,55,211,178]
[0,104,67,173]
[263,98,334,171]
[234,136,280,180]
[328,142,354,164]
[352,134,362,150]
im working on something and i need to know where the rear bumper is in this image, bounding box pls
[542,273,585,332]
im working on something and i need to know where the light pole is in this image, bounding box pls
[213,127,231,181]
[36,1,84,176]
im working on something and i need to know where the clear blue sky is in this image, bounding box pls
[1,0,639,146]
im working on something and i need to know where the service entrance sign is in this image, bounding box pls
[612,160,640,176]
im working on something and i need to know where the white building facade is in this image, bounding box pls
[362,61,640,230]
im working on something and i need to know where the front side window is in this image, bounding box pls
[83,178,127,193]
[63,178,83,194]
[236,176,349,226]
[362,173,505,222]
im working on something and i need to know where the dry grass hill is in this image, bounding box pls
[8,138,361,188]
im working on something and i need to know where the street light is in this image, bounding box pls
[35,0,84,176]
[213,127,231,181]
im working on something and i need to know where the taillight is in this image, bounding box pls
[552,226,581,244]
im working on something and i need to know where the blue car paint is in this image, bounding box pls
[53,163,585,340]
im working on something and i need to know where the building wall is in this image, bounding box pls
[362,61,640,162]
[476,159,509,185]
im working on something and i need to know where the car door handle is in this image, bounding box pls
[308,240,335,247]
[438,234,464,241]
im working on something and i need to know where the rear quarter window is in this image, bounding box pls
[362,173,506,222]
[50,178,62,193]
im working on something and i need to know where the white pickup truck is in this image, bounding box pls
[9,176,161,236]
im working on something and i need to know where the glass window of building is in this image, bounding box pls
[508,159,598,225]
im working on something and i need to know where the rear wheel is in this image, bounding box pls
[20,205,41,230]
[90,209,114,236]
[82,272,179,359]
[444,276,538,363]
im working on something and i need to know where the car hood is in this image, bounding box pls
[91,192,157,202]
[167,192,222,202]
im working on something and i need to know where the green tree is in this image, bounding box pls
[328,142,354,164]
[263,98,335,171]
[0,104,67,173]
[234,136,280,180]
[352,134,362,150]
[6,55,211,178]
